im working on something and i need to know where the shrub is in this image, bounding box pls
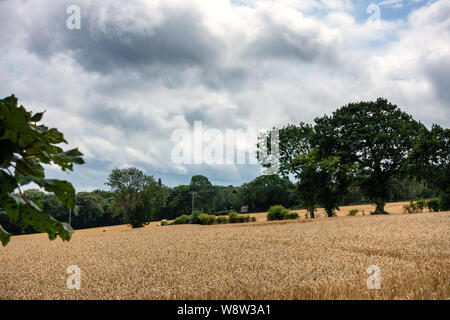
[285,212,299,220]
[228,212,238,222]
[250,216,257,222]
[173,214,192,225]
[161,219,168,226]
[267,205,290,221]
[349,209,359,216]
[403,201,418,214]
[427,199,440,212]
[198,214,217,225]
[228,212,251,223]
[217,216,229,224]
[439,192,450,211]
[416,199,426,213]
[191,210,204,224]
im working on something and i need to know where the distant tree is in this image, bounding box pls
[0,95,84,245]
[190,175,213,191]
[212,186,235,213]
[314,98,426,214]
[106,167,164,228]
[231,183,251,212]
[164,185,191,219]
[231,175,298,212]
[290,151,352,217]
[410,124,450,210]
[212,191,227,212]
[257,122,350,218]
[73,192,105,229]
[189,175,215,212]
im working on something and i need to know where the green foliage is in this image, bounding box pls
[439,192,450,211]
[266,205,298,221]
[228,212,238,222]
[160,219,168,226]
[217,216,229,224]
[164,185,191,219]
[267,205,289,221]
[197,214,217,225]
[403,201,419,214]
[415,199,426,213]
[285,211,299,220]
[106,167,166,228]
[212,191,227,212]
[349,209,359,216]
[258,122,351,218]
[190,175,215,212]
[173,214,192,225]
[190,209,203,224]
[0,95,84,245]
[410,124,449,207]
[228,212,251,223]
[314,98,426,214]
[292,151,351,218]
[73,192,105,229]
[231,175,299,213]
[426,199,440,212]
[215,210,236,216]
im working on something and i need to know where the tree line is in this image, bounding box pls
[1,96,448,241]
[0,169,440,233]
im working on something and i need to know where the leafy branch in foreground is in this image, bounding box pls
[0,95,84,245]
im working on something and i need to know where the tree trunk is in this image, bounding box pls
[374,199,387,214]
[308,204,315,219]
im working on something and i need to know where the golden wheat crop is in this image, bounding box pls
[0,203,449,300]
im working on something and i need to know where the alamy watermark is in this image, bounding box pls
[66,265,81,290]
[170,121,279,175]
[66,5,81,30]
[366,265,381,289]
[366,3,381,29]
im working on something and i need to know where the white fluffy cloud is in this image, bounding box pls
[0,0,448,188]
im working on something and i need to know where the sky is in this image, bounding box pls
[1,0,449,191]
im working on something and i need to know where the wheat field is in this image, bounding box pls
[0,202,449,300]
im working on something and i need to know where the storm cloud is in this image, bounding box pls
[0,0,448,190]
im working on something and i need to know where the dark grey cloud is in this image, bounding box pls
[25,2,223,74]
[247,13,340,65]
[1,0,449,190]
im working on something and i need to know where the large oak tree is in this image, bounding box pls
[314,98,426,214]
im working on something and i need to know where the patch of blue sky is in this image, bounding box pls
[352,0,435,23]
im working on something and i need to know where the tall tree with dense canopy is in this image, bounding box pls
[189,175,215,212]
[106,167,165,228]
[257,122,351,218]
[410,124,450,210]
[0,95,84,245]
[314,98,426,214]
[289,150,353,218]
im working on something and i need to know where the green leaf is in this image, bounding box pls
[0,95,83,245]
[14,158,45,179]
[20,177,76,210]
[0,224,11,246]
[0,139,16,167]
[0,170,18,194]
[19,205,72,241]
[53,148,85,170]
[30,111,45,122]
